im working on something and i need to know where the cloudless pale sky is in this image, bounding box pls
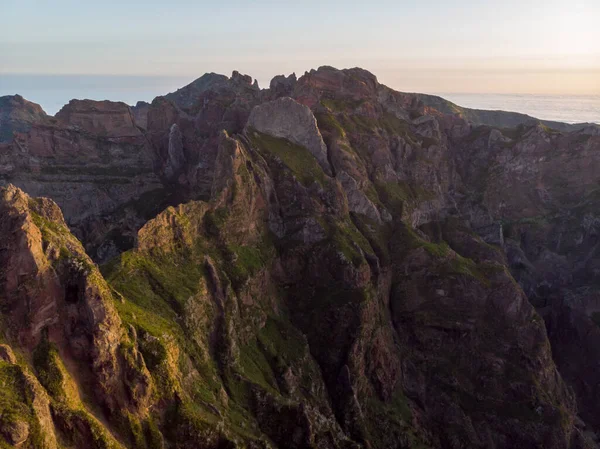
[1,0,599,94]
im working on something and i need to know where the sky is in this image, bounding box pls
[1,0,599,94]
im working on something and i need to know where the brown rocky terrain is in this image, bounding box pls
[1,66,600,448]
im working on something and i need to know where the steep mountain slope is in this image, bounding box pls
[0,66,600,448]
[0,185,152,449]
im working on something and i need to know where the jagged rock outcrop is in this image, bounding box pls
[246,97,332,175]
[269,73,297,98]
[164,70,260,113]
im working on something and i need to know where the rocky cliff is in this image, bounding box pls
[1,66,599,448]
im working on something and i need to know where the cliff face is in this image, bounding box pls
[0,66,599,448]
[0,185,152,449]
[0,97,165,263]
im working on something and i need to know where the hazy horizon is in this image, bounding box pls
[2,0,599,95]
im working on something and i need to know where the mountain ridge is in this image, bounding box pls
[2,66,597,135]
[0,65,600,448]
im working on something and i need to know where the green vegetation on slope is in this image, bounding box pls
[32,337,64,399]
[0,363,45,448]
[249,130,327,187]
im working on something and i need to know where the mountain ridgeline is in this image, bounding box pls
[0,66,600,449]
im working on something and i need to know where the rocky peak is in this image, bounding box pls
[0,94,47,117]
[55,99,141,137]
[131,100,150,129]
[230,70,256,88]
[269,72,297,97]
[165,71,260,112]
[163,72,230,110]
[293,66,380,107]
[0,94,48,142]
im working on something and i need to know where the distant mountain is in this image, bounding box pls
[1,66,600,449]
[414,92,598,132]
[0,94,48,142]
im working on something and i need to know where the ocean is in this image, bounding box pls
[1,75,599,125]
[0,74,193,115]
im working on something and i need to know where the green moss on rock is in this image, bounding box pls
[249,131,327,187]
[32,338,64,399]
[0,363,47,448]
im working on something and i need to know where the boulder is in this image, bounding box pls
[0,420,29,446]
[246,97,332,175]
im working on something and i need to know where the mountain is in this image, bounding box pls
[0,95,48,143]
[413,93,598,132]
[0,66,599,448]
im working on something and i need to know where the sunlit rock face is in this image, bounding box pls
[246,96,332,175]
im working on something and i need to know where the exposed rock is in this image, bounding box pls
[210,130,242,201]
[131,100,150,129]
[164,123,186,179]
[55,99,141,137]
[0,94,47,143]
[231,70,255,87]
[413,114,441,141]
[580,125,600,136]
[337,170,382,223]
[475,222,504,246]
[0,344,16,364]
[164,71,259,114]
[0,97,164,262]
[0,419,29,446]
[293,66,379,108]
[246,97,332,175]
[488,128,512,146]
[269,73,297,98]
[164,72,230,110]
[0,185,151,421]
